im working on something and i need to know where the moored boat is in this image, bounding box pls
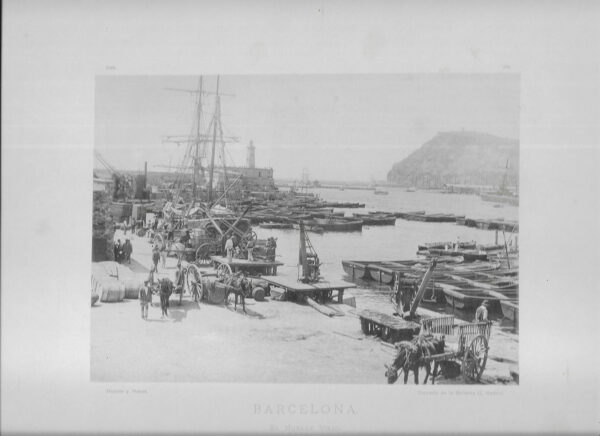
[352,213,397,225]
[395,210,425,219]
[313,218,363,232]
[418,241,477,251]
[441,286,503,311]
[341,260,372,280]
[500,299,519,322]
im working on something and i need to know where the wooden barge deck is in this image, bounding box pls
[260,275,357,303]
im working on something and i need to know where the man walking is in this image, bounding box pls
[123,239,133,264]
[139,281,152,320]
[174,261,185,293]
[152,245,160,274]
[159,278,173,319]
[114,239,123,263]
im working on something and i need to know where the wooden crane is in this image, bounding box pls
[298,220,321,283]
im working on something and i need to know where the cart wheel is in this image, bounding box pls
[461,334,488,382]
[216,263,232,280]
[196,243,213,263]
[186,265,203,301]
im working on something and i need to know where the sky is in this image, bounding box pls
[95,74,519,182]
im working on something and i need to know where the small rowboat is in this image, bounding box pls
[352,214,397,225]
[313,218,363,232]
[341,260,372,280]
[500,299,519,322]
[442,288,500,310]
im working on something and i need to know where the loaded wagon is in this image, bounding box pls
[152,217,255,263]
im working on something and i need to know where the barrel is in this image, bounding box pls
[122,279,144,299]
[251,287,265,301]
[204,280,227,305]
[93,277,125,303]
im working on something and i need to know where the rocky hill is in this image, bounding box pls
[387,131,519,188]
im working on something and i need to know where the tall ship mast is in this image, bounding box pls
[161,76,239,210]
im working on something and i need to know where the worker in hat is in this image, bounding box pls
[139,280,152,321]
[475,300,489,322]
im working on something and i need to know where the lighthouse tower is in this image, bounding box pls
[246,140,256,169]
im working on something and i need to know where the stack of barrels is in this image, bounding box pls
[91,262,146,304]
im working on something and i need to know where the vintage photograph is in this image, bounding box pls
[91,74,519,384]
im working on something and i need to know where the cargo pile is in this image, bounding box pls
[91,261,147,304]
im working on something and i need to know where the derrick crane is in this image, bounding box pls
[298,220,321,283]
[94,151,133,201]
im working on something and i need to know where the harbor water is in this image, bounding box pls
[255,187,519,330]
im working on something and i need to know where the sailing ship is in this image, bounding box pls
[154,76,258,259]
[480,160,519,206]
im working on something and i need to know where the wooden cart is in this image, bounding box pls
[420,315,492,382]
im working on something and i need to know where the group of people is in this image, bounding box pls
[113,239,132,264]
[224,235,277,262]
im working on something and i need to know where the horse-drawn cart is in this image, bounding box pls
[420,315,491,382]
[385,315,492,384]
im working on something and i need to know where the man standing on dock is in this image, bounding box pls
[225,235,234,261]
[475,300,489,322]
[139,280,151,320]
[247,239,255,261]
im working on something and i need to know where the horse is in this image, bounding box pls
[413,334,446,384]
[385,341,426,385]
[384,335,446,384]
[224,273,250,313]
